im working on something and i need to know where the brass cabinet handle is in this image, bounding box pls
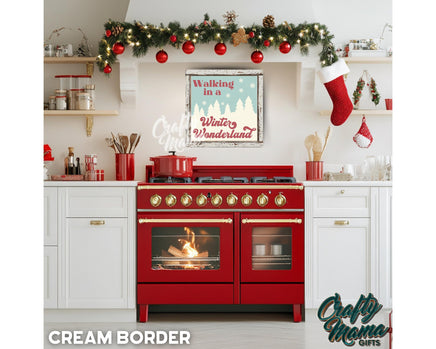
[138,218,233,224]
[90,220,105,225]
[334,220,350,225]
[241,218,302,224]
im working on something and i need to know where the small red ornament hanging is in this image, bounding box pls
[279,41,292,54]
[249,31,255,38]
[182,40,195,54]
[263,40,271,47]
[105,29,112,37]
[170,35,177,43]
[103,64,112,74]
[156,50,168,63]
[214,42,227,55]
[251,50,264,64]
[112,42,125,55]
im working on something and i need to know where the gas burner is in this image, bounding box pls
[250,176,296,183]
[195,176,249,183]
[149,176,192,183]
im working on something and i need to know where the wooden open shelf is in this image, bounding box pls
[343,56,392,64]
[44,110,119,136]
[319,109,392,116]
[44,56,98,75]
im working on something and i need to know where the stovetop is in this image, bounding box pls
[149,175,297,184]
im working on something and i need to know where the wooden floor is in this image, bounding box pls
[44,309,391,348]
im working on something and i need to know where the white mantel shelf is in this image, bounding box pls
[303,180,392,187]
[319,109,392,116]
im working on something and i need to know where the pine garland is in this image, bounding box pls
[352,75,380,107]
[98,14,338,73]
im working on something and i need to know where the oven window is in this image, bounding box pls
[151,227,220,270]
[252,227,292,270]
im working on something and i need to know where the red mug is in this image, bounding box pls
[116,154,135,181]
[385,98,392,110]
[306,161,323,181]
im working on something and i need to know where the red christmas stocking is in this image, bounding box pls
[318,59,353,126]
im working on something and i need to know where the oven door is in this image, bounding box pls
[137,212,234,282]
[240,212,304,283]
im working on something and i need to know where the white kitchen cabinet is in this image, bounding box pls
[44,246,58,308]
[59,218,129,308]
[44,183,136,316]
[305,182,392,309]
[44,187,57,245]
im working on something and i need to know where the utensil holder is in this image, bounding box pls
[116,154,135,181]
[306,161,323,181]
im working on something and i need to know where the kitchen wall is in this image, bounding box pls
[44,0,392,181]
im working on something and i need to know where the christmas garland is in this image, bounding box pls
[352,75,380,107]
[97,13,338,74]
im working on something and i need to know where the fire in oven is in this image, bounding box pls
[137,166,304,323]
[151,225,220,270]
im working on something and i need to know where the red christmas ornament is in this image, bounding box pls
[170,35,177,43]
[263,40,271,47]
[103,64,112,74]
[105,29,112,37]
[182,41,195,54]
[279,41,292,54]
[214,42,227,55]
[353,116,373,148]
[251,50,264,64]
[249,31,255,38]
[112,42,125,55]
[156,50,168,63]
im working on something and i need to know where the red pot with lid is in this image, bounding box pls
[150,151,197,178]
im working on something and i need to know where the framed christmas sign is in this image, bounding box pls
[185,69,263,147]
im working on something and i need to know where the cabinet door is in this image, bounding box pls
[44,187,57,245]
[312,218,371,307]
[59,218,129,308]
[44,246,57,308]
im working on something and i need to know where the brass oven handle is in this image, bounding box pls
[90,220,105,225]
[241,218,302,224]
[138,218,233,224]
[334,220,350,225]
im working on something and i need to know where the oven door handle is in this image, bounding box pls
[138,218,233,224]
[241,218,302,224]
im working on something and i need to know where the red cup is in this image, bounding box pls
[116,154,135,181]
[385,98,392,110]
[306,161,323,181]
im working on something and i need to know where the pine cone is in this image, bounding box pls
[263,15,275,28]
[111,25,124,36]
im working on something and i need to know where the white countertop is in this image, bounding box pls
[44,181,139,187]
[303,180,392,187]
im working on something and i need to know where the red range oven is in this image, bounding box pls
[137,166,304,322]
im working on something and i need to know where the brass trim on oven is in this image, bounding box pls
[138,184,304,190]
[241,218,302,224]
[138,218,233,224]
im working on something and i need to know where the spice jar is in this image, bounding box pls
[56,95,67,110]
[85,84,95,110]
[48,96,56,110]
[76,92,91,110]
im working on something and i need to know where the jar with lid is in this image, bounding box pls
[85,84,96,110]
[55,75,73,91]
[56,95,67,110]
[76,92,91,110]
[74,75,92,90]
[48,96,56,110]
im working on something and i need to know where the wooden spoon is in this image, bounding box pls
[304,135,315,161]
[129,133,138,153]
[131,133,141,153]
[313,132,323,161]
[111,132,123,153]
[120,135,129,154]
[321,126,331,154]
[105,137,116,152]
